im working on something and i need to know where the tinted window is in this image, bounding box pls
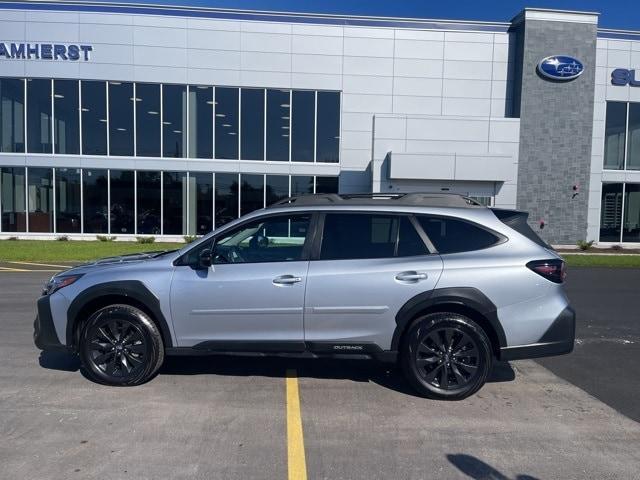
[241,88,264,160]
[1,167,26,232]
[110,170,134,234]
[600,183,623,242]
[53,80,79,155]
[266,175,289,206]
[291,90,314,162]
[627,103,640,170]
[316,91,340,163]
[81,81,107,156]
[27,78,52,153]
[604,102,626,170]
[136,83,160,157]
[27,167,53,232]
[163,171,186,235]
[163,84,186,158]
[0,78,25,153]
[266,89,289,161]
[188,172,213,235]
[108,82,134,156]
[320,214,427,260]
[213,214,310,264]
[291,175,314,196]
[240,174,264,216]
[188,85,213,159]
[215,172,239,228]
[417,216,500,254]
[137,171,161,234]
[215,87,239,159]
[83,169,108,233]
[55,167,81,233]
[315,176,339,194]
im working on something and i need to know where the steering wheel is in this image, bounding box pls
[213,245,245,264]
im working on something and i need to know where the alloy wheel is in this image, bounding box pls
[86,319,147,379]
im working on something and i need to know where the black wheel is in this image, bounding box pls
[79,304,164,386]
[401,312,492,400]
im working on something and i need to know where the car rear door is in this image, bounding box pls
[303,212,443,352]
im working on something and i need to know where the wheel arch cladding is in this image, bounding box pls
[391,287,507,357]
[66,280,173,348]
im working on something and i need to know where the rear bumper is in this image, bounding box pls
[499,306,575,361]
[33,295,68,352]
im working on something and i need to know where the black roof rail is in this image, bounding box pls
[267,193,482,208]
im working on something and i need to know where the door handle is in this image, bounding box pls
[395,271,428,282]
[273,275,302,285]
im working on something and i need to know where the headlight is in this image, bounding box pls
[42,274,83,296]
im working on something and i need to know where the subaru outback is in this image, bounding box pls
[34,193,575,400]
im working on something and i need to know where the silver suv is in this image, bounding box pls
[34,193,575,400]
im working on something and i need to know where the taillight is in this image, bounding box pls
[526,259,566,283]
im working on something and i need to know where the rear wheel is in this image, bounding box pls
[401,312,492,400]
[79,304,164,386]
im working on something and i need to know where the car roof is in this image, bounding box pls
[267,193,484,209]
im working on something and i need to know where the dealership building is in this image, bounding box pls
[1,1,640,245]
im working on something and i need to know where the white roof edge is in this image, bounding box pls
[511,8,600,26]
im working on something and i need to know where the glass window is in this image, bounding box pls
[604,102,626,170]
[188,86,213,159]
[215,87,239,159]
[417,216,500,254]
[291,90,315,162]
[137,171,161,234]
[320,213,425,260]
[53,80,79,155]
[215,173,239,228]
[27,167,53,232]
[83,169,108,233]
[110,170,134,234]
[627,104,640,170]
[135,83,160,157]
[212,213,311,264]
[163,84,186,158]
[240,174,264,216]
[291,175,314,196]
[266,175,289,206]
[108,81,134,156]
[27,78,52,153]
[55,168,81,233]
[623,183,640,242]
[188,172,213,235]
[163,171,187,235]
[0,78,25,153]
[81,81,107,156]
[266,89,290,161]
[316,91,340,163]
[315,176,339,194]
[241,88,265,160]
[1,167,26,232]
[600,183,623,242]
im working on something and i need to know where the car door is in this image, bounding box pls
[304,212,443,351]
[170,212,314,348]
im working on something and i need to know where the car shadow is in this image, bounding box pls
[447,453,540,480]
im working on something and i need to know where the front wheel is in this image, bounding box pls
[79,304,164,386]
[401,312,492,400]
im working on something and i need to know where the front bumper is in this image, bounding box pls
[33,295,68,352]
[499,306,576,361]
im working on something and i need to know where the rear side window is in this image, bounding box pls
[417,215,500,254]
[320,213,428,260]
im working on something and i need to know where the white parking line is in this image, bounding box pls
[8,261,70,268]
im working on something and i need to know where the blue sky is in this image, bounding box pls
[119,0,634,30]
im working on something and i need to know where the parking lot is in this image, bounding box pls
[1,266,639,479]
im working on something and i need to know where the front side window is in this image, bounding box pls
[212,214,311,264]
[320,213,427,260]
[417,216,500,254]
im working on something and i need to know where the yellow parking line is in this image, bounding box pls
[8,261,70,268]
[286,369,307,480]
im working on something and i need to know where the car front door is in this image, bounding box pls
[303,212,443,351]
[170,212,314,349]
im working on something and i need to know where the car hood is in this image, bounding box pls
[55,250,179,277]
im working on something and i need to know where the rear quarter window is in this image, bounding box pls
[417,215,501,254]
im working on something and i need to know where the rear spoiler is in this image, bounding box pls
[490,208,552,250]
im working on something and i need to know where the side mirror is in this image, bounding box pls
[198,248,212,269]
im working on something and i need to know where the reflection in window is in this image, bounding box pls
[241,88,264,160]
[83,169,108,233]
[136,83,160,157]
[55,168,81,233]
[215,173,239,228]
[604,102,626,170]
[316,91,340,163]
[27,79,52,153]
[53,80,79,155]
[315,176,339,194]
[240,174,264,216]
[291,90,314,162]
[137,171,161,234]
[266,89,289,161]
[188,172,213,235]
[27,167,53,232]
[266,175,289,206]
[0,78,25,153]
[110,170,134,234]
[627,103,640,170]
[81,81,107,156]
[291,175,314,196]
[108,81,134,156]
[215,87,239,159]
[623,184,640,242]
[1,167,26,232]
[163,171,187,234]
[188,86,213,159]
[163,84,187,158]
[600,183,623,242]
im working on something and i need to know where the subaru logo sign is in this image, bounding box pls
[537,55,584,81]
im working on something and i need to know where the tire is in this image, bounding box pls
[401,312,492,400]
[78,304,165,386]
